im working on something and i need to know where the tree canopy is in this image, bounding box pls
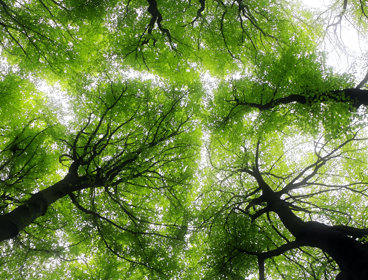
[1,0,368,279]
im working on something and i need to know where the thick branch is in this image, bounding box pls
[238,240,302,279]
[234,88,368,110]
[144,0,175,49]
[356,71,368,89]
[244,140,368,278]
[0,172,86,242]
[258,256,265,280]
[332,225,368,239]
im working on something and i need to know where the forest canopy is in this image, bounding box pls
[1,0,368,279]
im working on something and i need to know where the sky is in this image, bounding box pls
[301,0,368,82]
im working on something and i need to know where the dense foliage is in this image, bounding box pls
[1,0,368,279]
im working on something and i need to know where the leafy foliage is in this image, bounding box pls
[1,0,368,279]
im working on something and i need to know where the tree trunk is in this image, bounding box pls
[0,172,86,242]
[262,183,368,279]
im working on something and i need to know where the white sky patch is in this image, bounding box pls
[0,49,20,77]
[200,71,218,107]
[201,71,218,94]
[102,53,164,86]
[322,20,368,79]
[121,68,161,84]
[301,0,329,10]
[35,79,74,126]
[301,0,368,82]
[0,57,11,78]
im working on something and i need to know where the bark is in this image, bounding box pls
[145,0,173,48]
[236,88,368,110]
[258,256,265,280]
[265,186,368,279]
[250,167,368,279]
[0,171,89,242]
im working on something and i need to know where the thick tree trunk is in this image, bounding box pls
[298,221,368,280]
[269,198,368,279]
[0,172,87,242]
[256,171,368,279]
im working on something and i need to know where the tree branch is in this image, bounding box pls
[233,88,368,111]
[356,71,368,89]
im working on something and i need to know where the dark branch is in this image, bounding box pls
[232,88,368,111]
[144,0,175,49]
[189,0,205,25]
[356,71,368,89]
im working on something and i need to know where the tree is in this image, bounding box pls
[0,76,201,278]
[1,0,368,279]
[198,123,368,279]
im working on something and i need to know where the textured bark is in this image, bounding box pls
[266,188,368,279]
[236,88,368,110]
[0,172,88,242]
[250,168,368,279]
